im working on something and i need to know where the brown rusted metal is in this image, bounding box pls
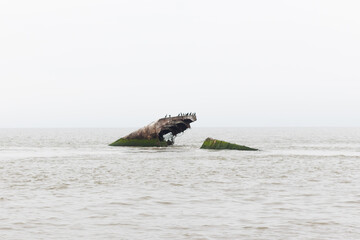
[124,113,197,142]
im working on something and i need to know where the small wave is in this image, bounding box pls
[0,227,13,230]
[261,153,360,159]
[109,201,133,206]
[305,221,340,226]
[46,184,70,190]
[170,183,184,186]
[155,201,173,205]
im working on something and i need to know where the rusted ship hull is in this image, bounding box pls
[109,113,197,147]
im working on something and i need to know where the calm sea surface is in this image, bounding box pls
[1,128,360,239]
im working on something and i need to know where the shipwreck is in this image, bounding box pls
[200,138,258,151]
[109,113,197,147]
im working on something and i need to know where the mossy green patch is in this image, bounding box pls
[200,138,258,151]
[109,138,168,147]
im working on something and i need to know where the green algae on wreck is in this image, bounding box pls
[200,138,258,151]
[109,138,168,147]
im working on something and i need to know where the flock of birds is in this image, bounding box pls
[164,112,196,118]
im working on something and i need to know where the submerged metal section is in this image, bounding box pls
[112,113,197,146]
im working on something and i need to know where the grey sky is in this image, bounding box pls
[1,0,359,127]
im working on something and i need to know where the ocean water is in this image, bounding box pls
[1,128,360,240]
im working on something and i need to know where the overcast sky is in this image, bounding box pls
[1,0,359,127]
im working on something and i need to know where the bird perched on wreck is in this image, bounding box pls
[109,113,197,147]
